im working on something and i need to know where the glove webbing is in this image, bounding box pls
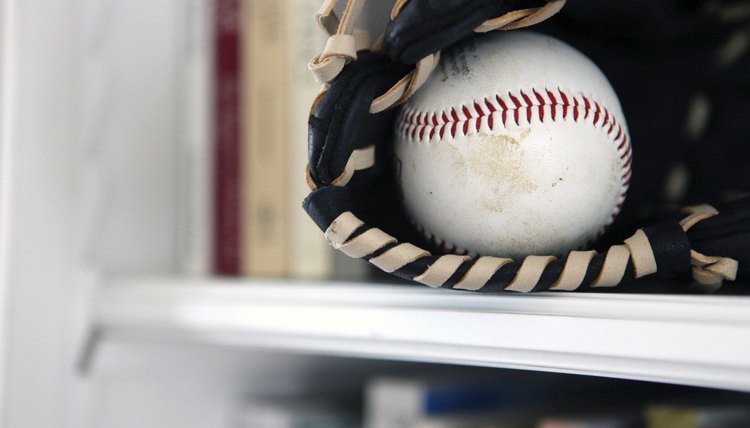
[309,0,566,113]
[304,185,741,292]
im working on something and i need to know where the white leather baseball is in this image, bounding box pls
[394,32,632,259]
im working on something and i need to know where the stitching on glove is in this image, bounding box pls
[475,1,567,33]
[680,204,739,289]
[322,210,675,293]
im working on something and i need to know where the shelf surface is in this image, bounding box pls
[94,278,750,391]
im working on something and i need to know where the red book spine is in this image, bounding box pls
[213,0,242,274]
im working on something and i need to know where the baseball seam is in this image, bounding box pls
[396,87,632,256]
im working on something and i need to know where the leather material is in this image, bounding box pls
[643,222,692,275]
[382,0,506,64]
[303,185,351,233]
[690,197,750,279]
[308,52,409,187]
[548,0,747,43]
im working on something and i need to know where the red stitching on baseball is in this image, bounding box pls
[397,88,632,255]
[623,154,633,169]
[583,97,591,119]
[533,89,545,105]
[615,128,624,144]
[620,145,632,160]
[594,102,601,126]
[603,107,610,128]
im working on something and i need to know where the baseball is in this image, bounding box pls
[394,32,632,259]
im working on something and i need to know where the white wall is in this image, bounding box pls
[78,0,181,275]
[0,0,12,422]
[1,0,79,426]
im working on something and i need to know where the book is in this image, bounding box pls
[414,414,533,428]
[365,376,527,428]
[213,0,242,275]
[176,0,212,275]
[363,373,668,428]
[645,405,750,428]
[241,0,289,277]
[238,400,358,428]
[537,414,643,428]
[286,0,336,279]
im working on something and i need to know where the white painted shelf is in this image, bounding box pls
[93,278,750,392]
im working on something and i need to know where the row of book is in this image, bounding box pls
[179,0,371,279]
[236,375,750,428]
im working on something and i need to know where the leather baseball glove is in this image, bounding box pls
[304,0,750,293]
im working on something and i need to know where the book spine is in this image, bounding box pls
[287,0,334,279]
[241,0,289,276]
[213,0,242,275]
[176,0,212,275]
